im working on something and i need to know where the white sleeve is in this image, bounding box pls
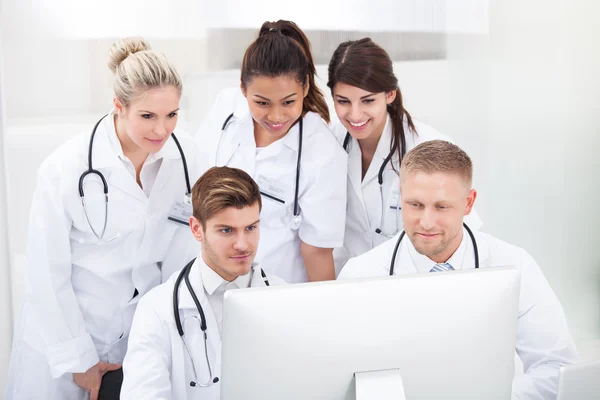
[297,141,348,249]
[160,227,199,282]
[336,257,360,280]
[26,163,99,378]
[337,255,379,281]
[161,133,201,281]
[333,246,351,277]
[121,296,173,400]
[512,250,578,400]
[327,117,348,147]
[194,88,239,178]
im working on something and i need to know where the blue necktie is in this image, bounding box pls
[430,263,455,273]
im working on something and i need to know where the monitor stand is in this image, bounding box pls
[354,369,407,400]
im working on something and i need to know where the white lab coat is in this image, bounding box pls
[120,258,285,400]
[330,115,483,274]
[195,88,347,283]
[338,229,578,400]
[5,112,201,400]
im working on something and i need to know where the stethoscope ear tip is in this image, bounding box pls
[213,377,220,383]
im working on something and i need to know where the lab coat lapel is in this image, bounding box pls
[347,137,365,206]
[90,112,147,203]
[249,264,270,287]
[178,259,221,356]
[218,115,256,175]
[148,136,184,199]
[104,168,147,203]
[393,234,419,275]
[89,115,122,170]
[473,231,492,268]
[362,115,394,187]
[215,127,241,167]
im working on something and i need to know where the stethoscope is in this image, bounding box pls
[343,132,402,237]
[79,114,191,242]
[388,222,479,275]
[173,257,270,388]
[221,113,303,228]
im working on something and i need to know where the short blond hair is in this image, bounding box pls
[400,140,473,187]
[192,167,262,229]
[107,37,182,106]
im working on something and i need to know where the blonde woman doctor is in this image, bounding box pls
[327,38,482,273]
[6,38,200,400]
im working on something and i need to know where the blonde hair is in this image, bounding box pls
[107,37,182,106]
[400,140,473,187]
[192,167,262,229]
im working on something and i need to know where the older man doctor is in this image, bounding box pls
[338,140,577,400]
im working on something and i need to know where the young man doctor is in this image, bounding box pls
[120,166,285,399]
[338,140,577,400]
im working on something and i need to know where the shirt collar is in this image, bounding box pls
[281,118,301,152]
[407,227,469,273]
[105,110,125,159]
[178,257,207,310]
[200,258,254,295]
[91,111,124,169]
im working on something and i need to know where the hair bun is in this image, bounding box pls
[107,37,151,73]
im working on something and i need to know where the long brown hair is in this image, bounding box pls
[327,38,416,163]
[241,20,330,123]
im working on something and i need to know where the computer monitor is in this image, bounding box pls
[557,360,600,400]
[221,267,521,400]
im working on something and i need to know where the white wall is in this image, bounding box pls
[0,21,15,397]
[441,0,600,346]
[40,0,487,37]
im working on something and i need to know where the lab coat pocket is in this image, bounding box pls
[141,212,179,264]
[256,175,292,229]
[73,174,142,244]
[107,332,129,364]
[382,188,403,234]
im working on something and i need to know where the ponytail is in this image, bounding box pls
[388,88,416,169]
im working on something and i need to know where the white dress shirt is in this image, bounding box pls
[409,229,470,273]
[200,262,252,336]
[106,117,163,197]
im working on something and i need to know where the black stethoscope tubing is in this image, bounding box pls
[389,222,479,275]
[172,258,270,386]
[80,114,191,198]
[222,113,302,218]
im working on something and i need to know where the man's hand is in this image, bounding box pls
[73,361,121,400]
